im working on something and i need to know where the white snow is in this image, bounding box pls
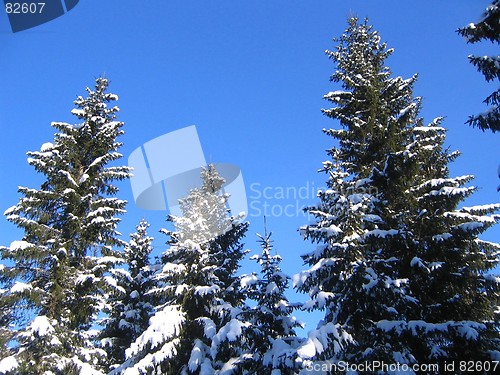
[63,188,75,195]
[199,358,215,375]
[461,203,500,213]
[398,102,417,118]
[3,205,17,216]
[194,285,220,296]
[9,240,31,251]
[364,214,383,223]
[105,93,119,101]
[297,322,352,360]
[323,90,350,101]
[89,155,105,168]
[365,229,399,238]
[219,357,239,375]
[126,305,184,358]
[40,142,54,152]
[292,271,308,289]
[29,315,55,337]
[240,274,258,288]
[413,126,445,132]
[70,356,105,375]
[384,277,408,288]
[427,186,471,197]
[363,267,378,291]
[162,262,186,274]
[210,319,247,359]
[97,256,123,265]
[456,222,484,232]
[130,290,139,299]
[465,22,476,30]
[119,318,133,330]
[410,257,425,268]
[0,356,18,373]
[188,339,204,372]
[217,319,244,342]
[91,216,106,225]
[320,224,343,236]
[377,319,486,339]
[457,323,480,340]
[428,262,443,271]
[76,274,97,285]
[445,211,496,223]
[266,281,279,295]
[59,170,79,187]
[71,108,85,117]
[315,291,334,308]
[174,284,189,295]
[432,233,452,242]
[296,338,316,359]
[10,281,32,293]
[198,317,216,339]
[79,173,90,183]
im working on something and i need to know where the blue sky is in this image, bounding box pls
[1,0,499,332]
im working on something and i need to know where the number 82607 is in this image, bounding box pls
[5,2,46,14]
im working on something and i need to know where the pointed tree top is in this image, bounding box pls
[201,163,225,194]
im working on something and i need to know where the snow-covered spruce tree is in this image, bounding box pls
[117,164,250,375]
[0,284,12,360]
[0,77,131,374]
[294,18,500,370]
[101,219,156,372]
[458,0,500,132]
[239,228,301,374]
[293,17,418,366]
[385,121,500,367]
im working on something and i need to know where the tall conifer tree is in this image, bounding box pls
[240,227,301,374]
[101,219,156,372]
[0,78,131,374]
[458,0,500,132]
[118,165,249,374]
[294,18,500,370]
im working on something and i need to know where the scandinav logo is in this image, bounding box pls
[4,0,79,33]
[128,126,247,217]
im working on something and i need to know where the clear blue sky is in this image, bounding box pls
[1,0,498,332]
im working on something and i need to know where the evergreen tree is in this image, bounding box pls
[101,219,156,372]
[240,227,301,374]
[458,0,500,132]
[387,122,500,367]
[0,284,12,360]
[117,164,250,375]
[294,17,417,366]
[0,77,131,374]
[294,18,500,371]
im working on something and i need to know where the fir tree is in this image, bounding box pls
[0,284,12,360]
[0,77,131,374]
[101,219,156,372]
[388,121,500,367]
[240,226,301,374]
[458,0,500,132]
[294,17,417,366]
[117,164,250,375]
[294,18,500,370]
